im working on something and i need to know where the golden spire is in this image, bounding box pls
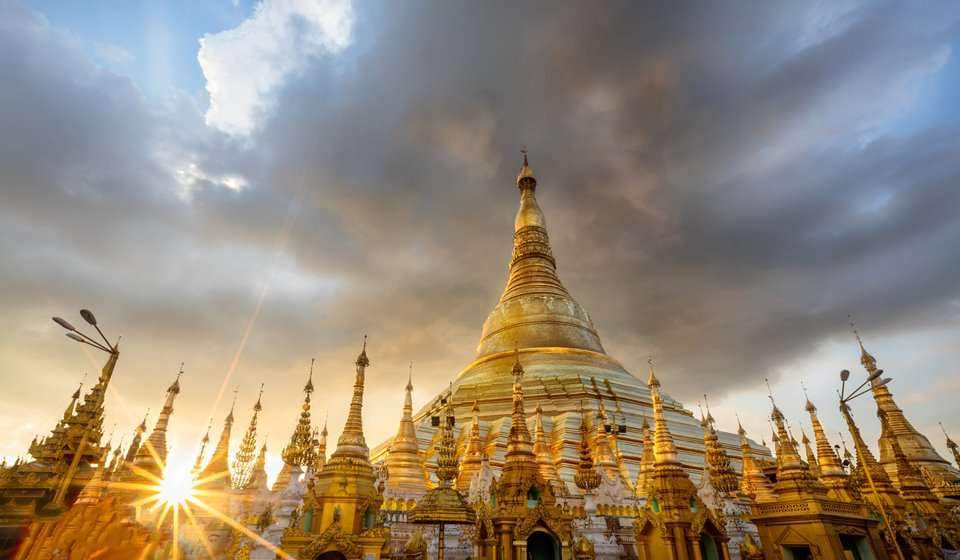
[281,359,316,469]
[839,401,902,506]
[737,419,775,502]
[124,412,148,464]
[199,391,236,487]
[592,400,619,478]
[434,395,458,487]
[635,414,654,497]
[700,395,738,494]
[192,418,213,475]
[941,422,960,469]
[232,384,264,489]
[133,364,184,479]
[647,358,678,465]
[503,349,536,472]
[800,428,820,479]
[643,359,698,516]
[849,318,957,489]
[476,150,604,357]
[384,362,428,494]
[457,400,485,491]
[766,383,823,496]
[878,410,939,512]
[330,337,370,463]
[574,402,601,492]
[247,440,270,492]
[316,417,328,471]
[533,404,559,484]
[803,392,847,479]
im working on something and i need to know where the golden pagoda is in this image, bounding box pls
[232,386,264,490]
[736,421,775,504]
[804,396,857,502]
[634,361,728,560]
[0,343,119,556]
[200,395,237,491]
[407,394,475,560]
[130,365,183,481]
[371,151,768,490]
[456,401,486,492]
[751,392,891,560]
[484,351,574,560]
[279,339,390,559]
[382,365,429,499]
[277,360,317,492]
[853,326,960,501]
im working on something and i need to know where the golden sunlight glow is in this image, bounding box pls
[158,466,195,505]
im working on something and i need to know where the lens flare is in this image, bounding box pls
[158,467,195,505]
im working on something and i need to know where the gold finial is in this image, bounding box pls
[703,393,715,424]
[305,358,315,393]
[848,314,865,351]
[646,356,660,387]
[735,411,745,435]
[407,361,413,391]
[356,334,370,367]
[516,146,536,186]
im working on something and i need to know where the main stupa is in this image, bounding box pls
[371,152,766,486]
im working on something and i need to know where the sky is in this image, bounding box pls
[2,0,960,485]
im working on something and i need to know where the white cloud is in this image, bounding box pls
[198,0,353,135]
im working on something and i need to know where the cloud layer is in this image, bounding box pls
[2,1,959,470]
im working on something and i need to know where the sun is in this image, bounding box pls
[157,467,195,505]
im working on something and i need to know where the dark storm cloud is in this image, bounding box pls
[1,0,959,454]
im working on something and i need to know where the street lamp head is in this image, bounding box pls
[80,309,97,326]
[52,317,76,331]
[867,369,883,382]
[840,369,850,382]
[65,333,87,344]
[877,377,892,388]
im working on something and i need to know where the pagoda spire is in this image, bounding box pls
[533,404,560,484]
[276,360,316,491]
[634,414,654,497]
[766,384,824,496]
[476,149,605,357]
[574,402,601,492]
[647,359,678,465]
[850,319,959,490]
[643,359,699,518]
[232,384,264,489]
[315,418,328,472]
[839,400,905,512]
[805,398,859,506]
[199,391,236,487]
[192,418,213,476]
[133,364,183,479]
[801,428,820,479]
[384,362,428,494]
[941,422,960,469]
[737,419,775,502]
[592,401,619,479]
[700,396,738,494]
[247,440,270,492]
[457,400,485,491]
[330,337,370,463]
[503,350,535,466]
[124,412,148,464]
[879,410,941,514]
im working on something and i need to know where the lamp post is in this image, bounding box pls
[49,309,119,507]
[837,368,904,560]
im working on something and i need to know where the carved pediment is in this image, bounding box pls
[300,523,362,559]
